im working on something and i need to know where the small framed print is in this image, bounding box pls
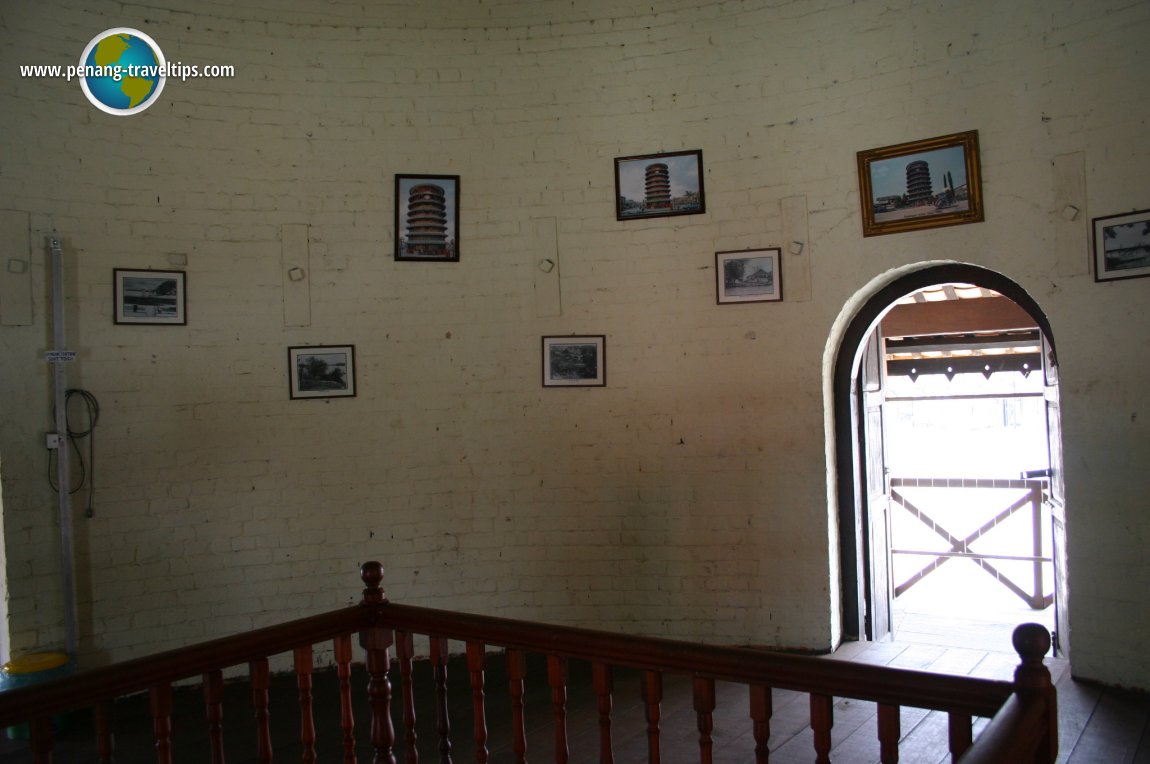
[289,345,357,399]
[395,174,460,261]
[716,248,782,304]
[113,269,186,325]
[542,335,606,387]
[1093,208,1150,282]
[857,130,984,237]
[614,150,705,221]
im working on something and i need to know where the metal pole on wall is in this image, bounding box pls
[48,234,78,658]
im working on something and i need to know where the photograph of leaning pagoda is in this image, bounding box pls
[395,174,460,261]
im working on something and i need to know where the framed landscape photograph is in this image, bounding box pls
[542,335,606,387]
[1093,208,1150,282]
[857,130,984,237]
[716,248,782,304]
[113,269,186,325]
[614,150,705,221]
[289,345,357,399]
[395,174,460,261]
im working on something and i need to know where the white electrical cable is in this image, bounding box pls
[49,234,78,659]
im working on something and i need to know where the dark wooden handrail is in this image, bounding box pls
[956,623,1059,763]
[955,693,1050,763]
[0,561,1056,763]
[371,601,1015,717]
[0,606,368,723]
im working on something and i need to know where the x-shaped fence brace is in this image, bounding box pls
[889,478,1054,610]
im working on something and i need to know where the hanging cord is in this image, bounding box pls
[47,388,100,518]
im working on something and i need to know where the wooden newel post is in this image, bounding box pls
[1011,622,1058,764]
[359,561,396,764]
[361,561,388,606]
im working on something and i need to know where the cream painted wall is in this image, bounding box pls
[0,0,1147,687]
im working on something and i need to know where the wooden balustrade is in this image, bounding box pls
[0,561,1056,763]
[890,477,1053,609]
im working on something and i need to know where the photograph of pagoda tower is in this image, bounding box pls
[615,150,705,220]
[869,146,969,223]
[395,174,460,261]
[857,131,984,236]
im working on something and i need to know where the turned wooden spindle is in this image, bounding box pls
[693,676,716,764]
[507,649,529,764]
[548,655,570,764]
[150,683,174,764]
[430,636,453,764]
[396,631,420,764]
[642,670,663,764]
[203,670,226,764]
[95,699,114,764]
[29,716,53,764]
[466,641,490,764]
[250,658,273,764]
[948,710,973,759]
[592,662,615,764]
[334,634,358,763]
[810,693,833,764]
[749,684,772,764]
[877,702,900,764]
[295,645,318,764]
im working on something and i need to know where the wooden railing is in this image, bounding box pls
[0,561,1056,763]
[891,477,1054,609]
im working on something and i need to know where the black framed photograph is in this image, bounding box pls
[288,345,357,399]
[856,130,983,237]
[395,174,460,261]
[113,269,186,325]
[716,248,782,304]
[614,150,705,221]
[542,335,606,387]
[1093,208,1150,282]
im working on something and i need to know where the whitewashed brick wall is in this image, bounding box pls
[0,0,1148,688]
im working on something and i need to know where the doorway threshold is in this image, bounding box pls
[891,558,1055,655]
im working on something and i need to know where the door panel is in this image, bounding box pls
[1044,333,1070,658]
[860,329,892,641]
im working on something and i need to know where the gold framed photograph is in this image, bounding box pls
[857,130,984,237]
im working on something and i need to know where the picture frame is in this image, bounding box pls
[716,248,783,304]
[395,174,460,261]
[542,335,606,387]
[614,150,705,221]
[856,130,984,237]
[113,268,186,325]
[288,345,357,399]
[1093,208,1150,282]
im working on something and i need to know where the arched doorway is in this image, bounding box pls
[830,263,1068,655]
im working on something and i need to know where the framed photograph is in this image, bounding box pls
[614,150,705,221]
[113,269,186,325]
[716,248,782,304]
[395,174,460,261]
[288,345,357,399]
[542,335,606,387]
[1093,208,1150,282]
[856,130,984,237]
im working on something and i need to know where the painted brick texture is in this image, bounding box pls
[0,0,1147,688]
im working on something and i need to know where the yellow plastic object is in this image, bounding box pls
[3,651,69,675]
[1,652,74,740]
